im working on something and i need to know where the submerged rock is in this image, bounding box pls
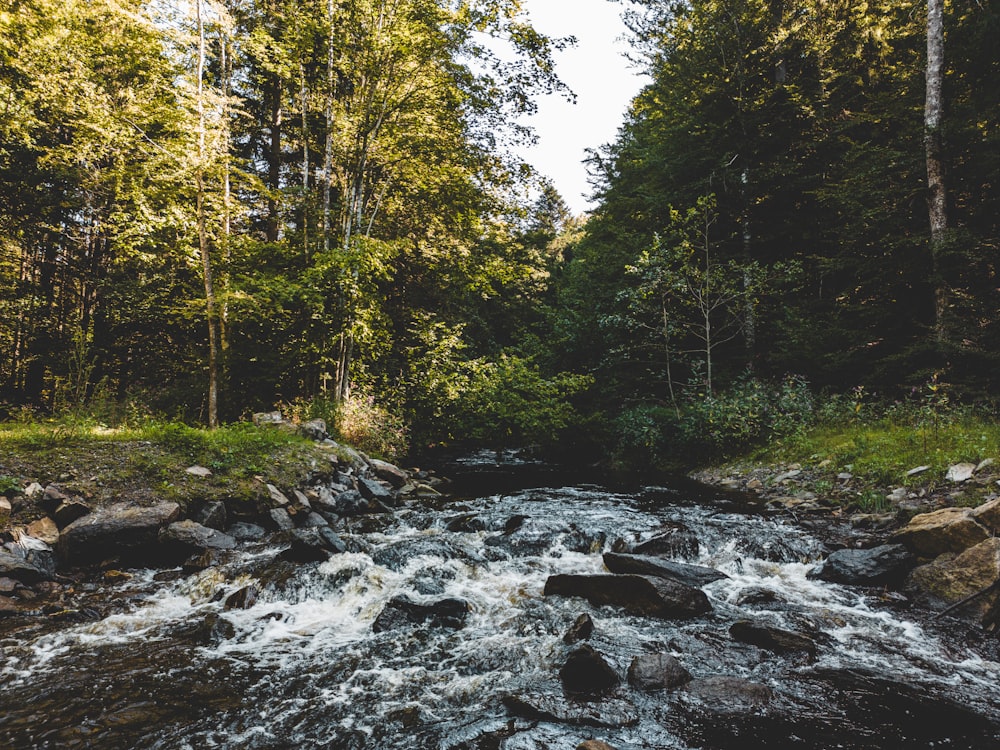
[563,613,595,644]
[631,522,700,560]
[680,676,774,712]
[502,693,639,728]
[729,619,818,658]
[281,527,347,563]
[810,544,915,587]
[560,645,620,696]
[544,574,712,619]
[602,552,727,587]
[372,595,469,632]
[627,653,692,691]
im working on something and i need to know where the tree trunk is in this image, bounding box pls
[925,0,948,343]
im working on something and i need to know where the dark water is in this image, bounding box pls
[2,460,999,749]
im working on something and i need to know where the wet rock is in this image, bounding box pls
[627,653,692,691]
[680,676,774,712]
[734,586,781,606]
[358,477,395,505]
[602,552,727,587]
[577,741,616,750]
[371,537,473,570]
[227,522,266,542]
[269,507,295,531]
[372,595,469,632]
[53,498,91,528]
[502,693,639,728]
[182,548,228,573]
[560,645,620,696]
[444,513,486,533]
[0,549,51,583]
[737,534,813,563]
[60,501,181,565]
[179,612,236,645]
[368,458,408,488]
[892,507,989,557]
[729,619,818,658]
[564,613,595,644]
[281,527,347,563]
[810,544,915,587]
[194,500,227,531]
[632,522,700,560]
[906,537,1000,627]
[504,514,529,534]
[224,584,260,610]
[300,512,329,528]
[543,574,712,619]
[159,520,236,562]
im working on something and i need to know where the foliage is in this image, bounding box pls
[332,392,409,460]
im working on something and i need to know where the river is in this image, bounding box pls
[2,455,999,749]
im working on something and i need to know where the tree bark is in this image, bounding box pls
[925,0,949,343]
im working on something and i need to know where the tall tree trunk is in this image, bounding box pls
[196,0,219,428]
[925,0,949,343]
[267,74,282,243]
[300,62,310,262]
[323,0,335,254]
[220,27,232,353]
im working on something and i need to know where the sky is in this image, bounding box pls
[517,0,649,216]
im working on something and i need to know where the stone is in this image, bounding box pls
[891,507,989,557]
[971,497,1000,535]
[729,620,817,658]
[252,411,283,425]
[40,485,70,514]
[680,676,773,712]
[976,458,995,473]
[358,477,394,504]
[26,517,59,546]
[602,552,727,587]
[631,522,700,560]
[0,549,51,583]
[946,463,977,482]
[559,645,620,696]
[194,500,227,531]
[735,586,782,606]
[292,489,312,509]
[60,502,181,565]
[266,484,290,506]
[811,544,915,587]
[300,512,329,527]
[543,574,712,619]
[368,458,409,488]
[53,499,92,528]
[627,653,692,691]
[774,469,802,482]
[224,584,260,610]
[299,418,328,441]
[577,742,617,750]
[502,693,639,728]
[0,497,10,519]
[906,465,931,477]
[837,472,853,481]
[746,478,764,491]
[563,613,595,644]
[23,482,44,499]
[268,508,295,531]
[185,465,213,477]
[906,537,1000,627]
[159,520,236,560]
[280,526,347,562]
[227,522,266,542]
[372,595,469,632]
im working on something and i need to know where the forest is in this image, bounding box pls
[2,0,999,463]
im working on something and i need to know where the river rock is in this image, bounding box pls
[577,741,617,750]
[891,507,989,557]
[266,484,290,506]
[371,537,476,571]
[269,507,295,531]
[632,522,700,560]
[810,544,915,587]
[906,537,1000,626]
[40,485,69,513]
[26,517,59,546]
[227,522,266,542]
[502,693,639,728]
[627,653,692,691]
[0,549,51,583]
[971,497,1000,534]
[735,586,782,606]
[224,584,260,610]
[602,552,727,587]
[159,520,237,561]
[680,676,774,712]
[358,477,395,505]
[543,574,712,619]
[729,619,818,658]
[194,500,227,531]
[368,458,409,488]
[53,498,92,528]
[372,595,469,632]
[59,501,181,565]
[564,613,595,644]
[560,645,620,696]
[281,527,347,562]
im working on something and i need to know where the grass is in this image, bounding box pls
[0,418,334,514]
[766,412,1000,489]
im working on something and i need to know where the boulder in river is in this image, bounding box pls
[563,613,595,644]
[810,543,915,587]
[544,574,712,619]
[560,645,620,696]
[59,501,181,565]
[502,693,639,728]
[602,552,727,587]
[729,619,818,658]
[892,507,989,557]
[372,595,470,632]
[906,537,1000,628]
[627,653,692,691]
[368,458,409,488]
[281,527,347,563]
[679,675,774,712]
[159,520,236,562]
[358,477,396,506]
[631,522,700,560]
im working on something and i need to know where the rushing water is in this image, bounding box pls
[2,465,1000,749]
